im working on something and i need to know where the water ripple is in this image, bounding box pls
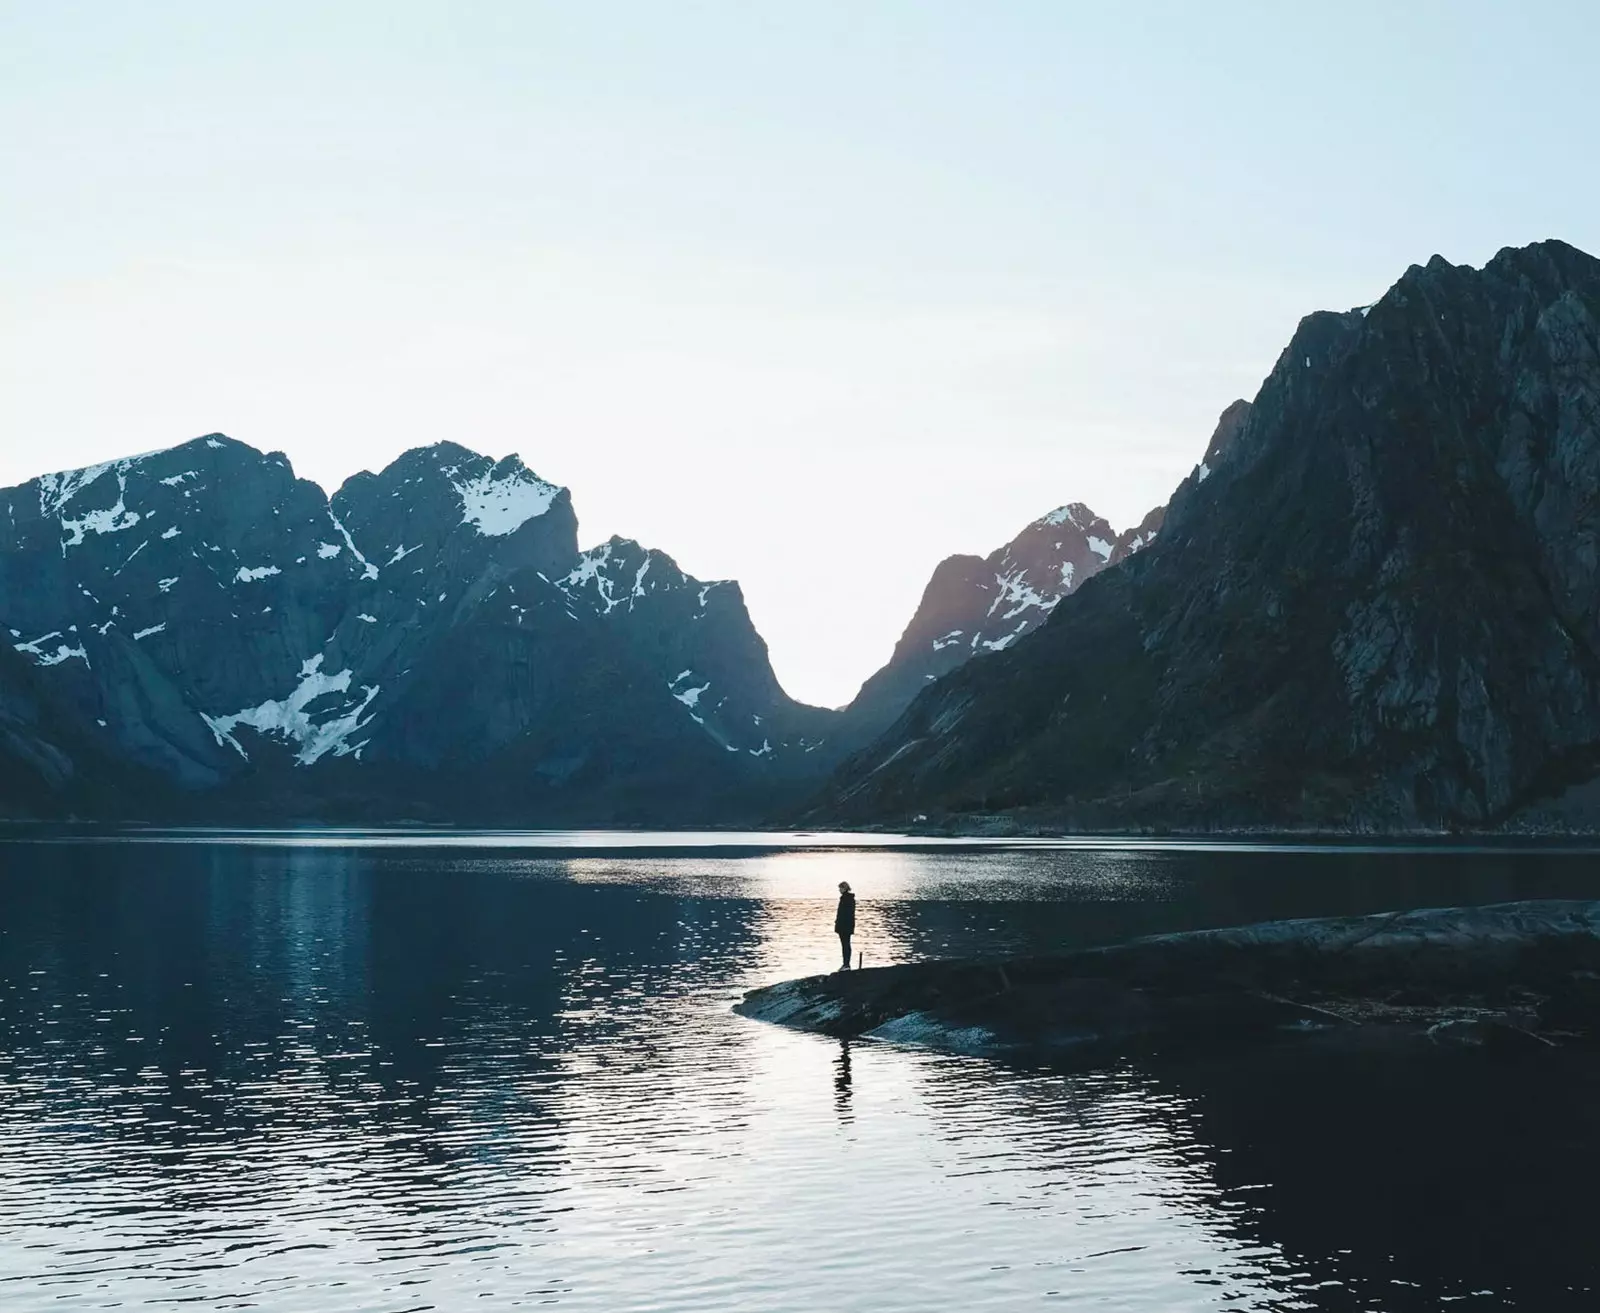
[5,840,1600,1309]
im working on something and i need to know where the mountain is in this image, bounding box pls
[843,504,1134,739]
[812,240,1600,832]
[0,641,166,817]
[0,437,838,823]
[839,409,1256,740]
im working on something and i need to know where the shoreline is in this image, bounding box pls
[12,819,1600,852]
[736,900,1600,1058]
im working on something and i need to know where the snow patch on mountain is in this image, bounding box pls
[115,540,150,574]
[58,472,142,550]
[38,460,118,518]
[452,464,560,536]
[327,511,379,579]
[14,632,90,667]
[672,676,710,709]
[202,654,379,765]
[978,627,1024,653]
[562,543,622,612]
[989,570,1052,621]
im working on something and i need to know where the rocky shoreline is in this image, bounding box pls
[735,900,1600,1058]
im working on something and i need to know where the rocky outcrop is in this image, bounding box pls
[736,900,1600,1057]
[1106,504,1166,566]
[813,240,1600,830]
[0,436,841,822]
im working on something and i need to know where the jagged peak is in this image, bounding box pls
[366,441,559,487]
[1199,399,1252,472]
[1035,502,1102,531]
[571,536,732,587]
[561,536,739,615]
[350,442,567,538]
[1482,237,1597,278]
[573,535,657,565]
[18,434,297,517]
[1359,238,1600,325]
[28,433,252,488]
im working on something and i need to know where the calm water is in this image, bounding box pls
[4,833,1600,1311]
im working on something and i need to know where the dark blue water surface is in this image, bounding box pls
[3,832,1600,1311]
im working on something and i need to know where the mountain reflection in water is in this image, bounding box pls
[2,837,1598,1311]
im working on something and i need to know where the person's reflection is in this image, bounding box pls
[833,1040,853,1121]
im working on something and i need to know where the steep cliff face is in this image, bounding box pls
[815,240,1600,830]
[552,536,833,768]
[0,644,163,818]
[840,406,1250,741]
[0,437,840,822]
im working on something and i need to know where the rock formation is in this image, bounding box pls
[737,900,1600,1056]
[814,240,1600,831]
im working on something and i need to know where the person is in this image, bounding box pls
[834,881,856,970]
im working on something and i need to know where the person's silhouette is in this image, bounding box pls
[834,881,856,970]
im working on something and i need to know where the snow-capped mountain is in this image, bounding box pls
[841,402,1250,739]
[0,436,838,821]
[842,504,1144,737]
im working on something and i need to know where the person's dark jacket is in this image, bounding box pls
[834,891,856,935]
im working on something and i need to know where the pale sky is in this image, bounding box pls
[3,2,1597,707]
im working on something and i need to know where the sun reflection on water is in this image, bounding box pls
[4,839,1600,1309]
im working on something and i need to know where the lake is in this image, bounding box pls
[3,832,1599,1311]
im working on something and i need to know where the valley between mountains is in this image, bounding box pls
[7,239,1600,833]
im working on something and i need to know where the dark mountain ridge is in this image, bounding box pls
[12,238,1600,833]
[812,239,1600,831]
[0,436,838,822]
